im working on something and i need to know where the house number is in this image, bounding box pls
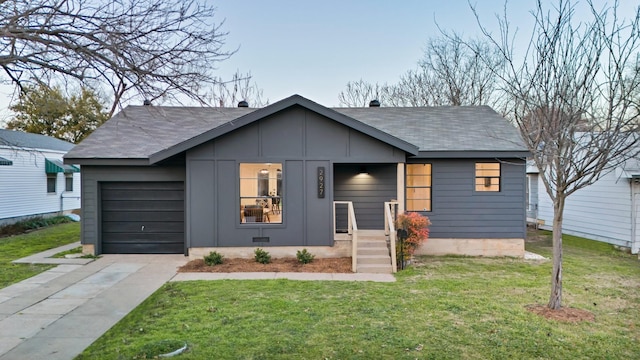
[317,167,325,198]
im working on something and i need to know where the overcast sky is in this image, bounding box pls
[0,0,635,121]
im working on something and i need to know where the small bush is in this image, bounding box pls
[0,215,72,238]
[203,251,224,266]
[296,248,315,264]
[254,248,271,264]
[395,212,431,259]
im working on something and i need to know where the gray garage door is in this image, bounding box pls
[101,182,184,254]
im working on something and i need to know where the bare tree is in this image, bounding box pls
[474,0,640,309]
[338,79,391,107]
[338,34,503,107]
[392,34,504,107]
[210,71,268,108]
[1,0,234,117]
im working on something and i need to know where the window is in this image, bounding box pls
[475,163,501,192]
[240,163,283,223]
[406,164,431,211]
[47,175,56,193]
[65,174,74,192]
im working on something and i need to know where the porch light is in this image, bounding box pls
[359,166,368,175]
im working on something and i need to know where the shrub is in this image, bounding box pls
[0,215,73,238]
[296,248,315,264]
[395,212,431,259]
[254,248,271,264]
[203,251,224,266]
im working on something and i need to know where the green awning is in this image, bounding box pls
[0,157,12,166]
[45,159,79,173]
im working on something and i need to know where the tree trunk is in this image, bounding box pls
[548,195,565,310]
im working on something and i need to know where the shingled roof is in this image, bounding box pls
[0,129,75,152]
[335,106,526,154]
[64,94,527,165]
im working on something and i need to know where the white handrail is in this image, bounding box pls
[348,202,358,272]
[384,201,398,273]
[333,201,358,272]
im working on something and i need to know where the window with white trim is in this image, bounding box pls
[65,174,74,192]
[47,175,57,193]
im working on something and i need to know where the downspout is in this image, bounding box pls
[60,193,81,215]
[631,179,640,255]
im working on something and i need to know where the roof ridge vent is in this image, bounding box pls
[369,99,380,107]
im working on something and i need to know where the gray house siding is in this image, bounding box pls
[334,164,397,230]
[80,166,185,253]
[186,106,406,248]
[412,158,526,239]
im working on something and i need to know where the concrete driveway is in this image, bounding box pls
[0,249,187,360]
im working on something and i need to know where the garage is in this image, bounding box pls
[100,182,184,254]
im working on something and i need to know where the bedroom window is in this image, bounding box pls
[239,163,283,223]
[47,175,56,193]
[406,164,431,211]
[475,163,501,192]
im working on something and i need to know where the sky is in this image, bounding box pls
[0,0,635,119]
[211,0,533,107]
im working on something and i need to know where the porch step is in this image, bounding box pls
[357,247,389,256]
[358,240,388,249]
[357,254,391,265]
[356,263,394,273]
[355,230,393,274]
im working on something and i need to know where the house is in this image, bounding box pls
[64,95,529,265]
[528,157,640,255]
[0,129,81,225]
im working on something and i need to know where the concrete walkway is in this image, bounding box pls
[0,244,396,359]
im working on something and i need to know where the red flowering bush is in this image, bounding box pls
[395,212,431,258]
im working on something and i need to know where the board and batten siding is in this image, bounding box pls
[416,158,526,239]
[186,106,406,248]
[537,170,633,248]
[0,147,80,223]
[79,166,185,253]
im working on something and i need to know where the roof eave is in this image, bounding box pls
[63,158,151,166]
[411,150,531,159]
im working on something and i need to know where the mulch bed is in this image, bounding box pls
[178,257,353,273]
[525,304,595,322]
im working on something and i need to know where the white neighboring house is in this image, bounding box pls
[0,129,81,225]
[527,158,640,255]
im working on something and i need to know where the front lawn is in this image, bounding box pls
[0,222,81,289]
[78,231,640,359]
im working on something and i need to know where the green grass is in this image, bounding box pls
[0,222,81,289]
[77,231,640,359]
[51,246,98,259]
